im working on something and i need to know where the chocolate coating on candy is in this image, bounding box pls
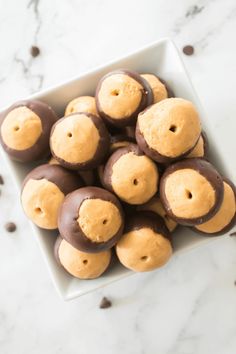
[201,131,209,155]
[21,164,83,229]
[124,211,170,238]
[138,196,178,232]
[58,186,124,253]
[95,69,153,127]
[123,126,136,140]
[22,163,83,194]
[116,211,172,272]
[110,134,135,153]
[103,144,159,205]
[160,158,224,225]
[97,164,106,188]
[141,74,174,103]
[187,131,208,158]
[136,98,201,164]
[0,100,57,162]
[49,156,95,186]
[55,236,111,279]
[78,170,95,186]
[50,112,110,170]
[193,178,236,235]
[65,96,98,116]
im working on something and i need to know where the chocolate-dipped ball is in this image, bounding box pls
[103,144,159,205]
[65,96,98,116]
[136,98,201,164]
[187,131,208,158]
[55,236,111,279]
[116,211,172,272]
[21,164,83,230]
[160,158,224,225]
[141,74,173,103]
[95,69,153,127]
[49,156,95,186]
[0,100,57,162]
[138,196,178,232]
[193,179,236,235]
[50,112,110,170]
[58,186,124,253]
[97,135,135,187]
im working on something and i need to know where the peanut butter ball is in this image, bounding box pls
[160,158,224,225]
[193,179,236,235]
[95,69,153,127]
[138,196,178,232]
[58,186,124,253]
[136,98,201,164]
[50,112,110,170]
[65,96,98,116]
[21,164,83,229]
[55,236,111,279]
[97,134,135,187]
[0,100,57,162]
[141,74,174,103]
[103,144,159,205]
[116,211,172,272]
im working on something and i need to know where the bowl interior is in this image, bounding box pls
[1,38,234,300]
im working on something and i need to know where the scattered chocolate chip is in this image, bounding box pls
[230,232,236,237]
[0,175,4,185]
[30,46,40,58]
[99,297,112,309]
[5,222,17,233]
[183,45,194,56]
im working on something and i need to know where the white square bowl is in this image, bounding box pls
[1,38,235,300]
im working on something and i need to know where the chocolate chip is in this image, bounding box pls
[230,232,236,237]
[183,45,194,56]
[30,46,40,58]
[0,175,4,185]
[99,297,112,309]
[234,281,236,286]
[5,222,17,233]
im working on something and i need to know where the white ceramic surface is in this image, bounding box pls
[1,38,233,300]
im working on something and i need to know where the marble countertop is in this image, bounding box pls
[1,0,236,353]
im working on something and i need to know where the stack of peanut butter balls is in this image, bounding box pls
[1,69,235,280]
